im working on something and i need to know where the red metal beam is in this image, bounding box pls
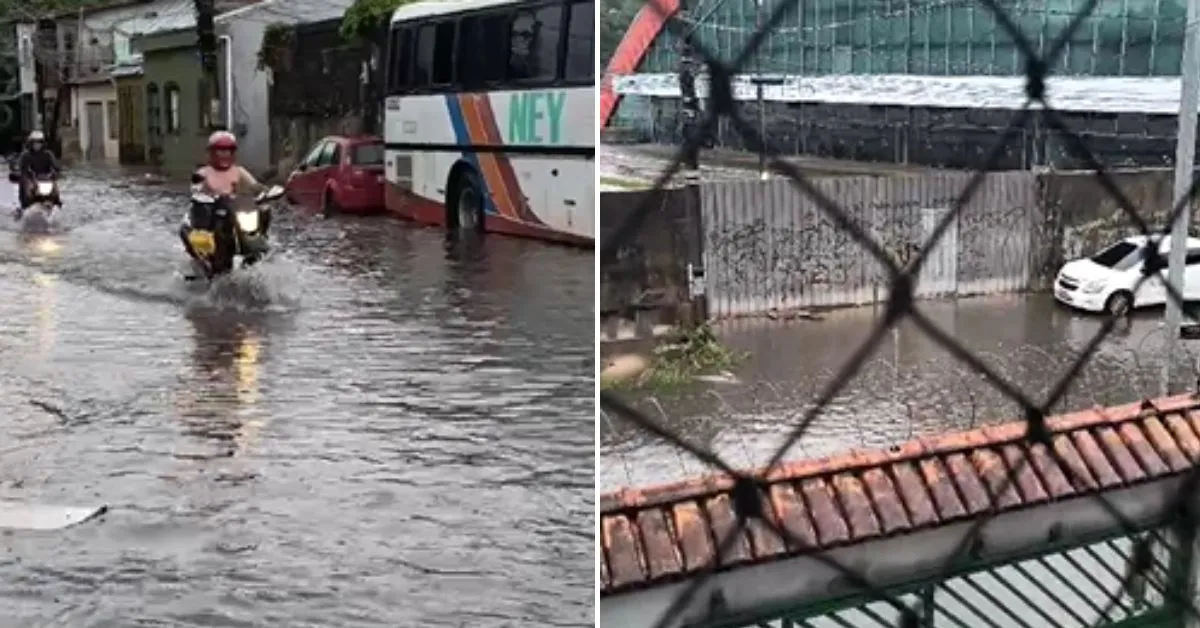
[600,0,681,129]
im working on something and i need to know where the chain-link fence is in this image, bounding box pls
[599,0,1200,624]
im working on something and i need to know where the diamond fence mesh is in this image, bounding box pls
[598,0,1200,625]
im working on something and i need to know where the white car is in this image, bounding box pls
[1054,235,1200,315]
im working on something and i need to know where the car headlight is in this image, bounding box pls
[36,182,53,195]
[235,211,259,233]
[1081,280,1106,294]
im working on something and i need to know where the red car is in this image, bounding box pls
[285,135,385,214]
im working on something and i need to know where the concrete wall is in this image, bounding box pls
[141,43,205,175]
[630,98,1189,170]
[599,166,1200,324]
[600,187,697,341]
[217,17,269,174]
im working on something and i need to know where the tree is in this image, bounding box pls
[339,0,415,41]
[601,0,642,68]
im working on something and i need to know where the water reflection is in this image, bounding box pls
[31,271,56,361]
[175,309,275,459]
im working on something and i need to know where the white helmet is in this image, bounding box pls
[28,130,44,143]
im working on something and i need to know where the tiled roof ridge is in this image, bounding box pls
[600,393,1200,596]
[601,393,1200,513]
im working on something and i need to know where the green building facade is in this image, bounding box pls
[135,28,207,176]
[639,0,1188,76]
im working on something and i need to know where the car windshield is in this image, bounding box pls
[1090,241,1141,270]
[351,143,383,166]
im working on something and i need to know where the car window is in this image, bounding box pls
[301,141,326,167]
[1090,241,1140,271]
[315,142,338,167]
[351,143,384,165]
[1187,249,1200,265]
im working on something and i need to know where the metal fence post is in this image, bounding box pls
[679,38,707,328]
[1171,509,1200,627]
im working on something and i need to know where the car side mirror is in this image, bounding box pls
[190,172,205,184]
[296,163,308,172]
[7,173,17,184]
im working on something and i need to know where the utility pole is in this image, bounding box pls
[193,0,219,131]
[1165,0,1200,395]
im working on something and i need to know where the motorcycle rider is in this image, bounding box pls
[10,130,60,219]
[181,130,270,268]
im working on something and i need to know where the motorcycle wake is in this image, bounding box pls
[0,175,304,314]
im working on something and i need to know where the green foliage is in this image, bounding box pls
[256,23,293,73]
[1,0,123,19]
[340,0,416,41]
[602,325,742,392]
[601,0,642,68]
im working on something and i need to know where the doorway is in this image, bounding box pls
[84,101,104,161]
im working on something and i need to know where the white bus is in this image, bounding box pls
[383,0,595,246]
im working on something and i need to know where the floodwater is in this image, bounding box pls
[600,293,1200,492]
[0,169,594,626]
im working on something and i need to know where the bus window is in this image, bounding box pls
[432,21,457,85]
[564,0,593,82]
[413,23,436,87]
[458,15,508,87]
[388,27,413,93]
[509,5,561,82]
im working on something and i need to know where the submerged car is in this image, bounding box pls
[1054,235,1200,315]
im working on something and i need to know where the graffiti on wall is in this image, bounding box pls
[701,172,1037,316]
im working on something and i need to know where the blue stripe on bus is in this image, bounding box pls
[442,95,497,216]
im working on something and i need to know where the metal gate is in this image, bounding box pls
[699,172,1037,319]
[917,206,959,298]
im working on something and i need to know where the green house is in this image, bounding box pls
[133,27,207,176]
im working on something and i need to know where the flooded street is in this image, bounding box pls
[601,294,1200,491]
[0,169,594,626]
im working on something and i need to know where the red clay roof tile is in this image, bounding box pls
[599,393,1200,596]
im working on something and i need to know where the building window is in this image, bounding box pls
[145,82,160,137]
[105,100,117,140]
[163,82,181,134]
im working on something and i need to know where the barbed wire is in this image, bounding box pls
[598,0,1200,623]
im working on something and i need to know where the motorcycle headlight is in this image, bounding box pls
[235,211,259,233]
[36,182,53,195]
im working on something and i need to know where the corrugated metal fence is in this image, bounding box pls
[701,171,1038,318]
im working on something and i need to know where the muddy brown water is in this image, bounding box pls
[601,294,1199,492]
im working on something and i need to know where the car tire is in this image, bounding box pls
[1105,291,1133,317]
[449,170,484,234]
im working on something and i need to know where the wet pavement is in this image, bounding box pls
[600,293,1200,491]
[0,168,594,626]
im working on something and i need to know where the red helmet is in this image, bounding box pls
[206,131,237,170]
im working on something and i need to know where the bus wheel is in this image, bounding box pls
[451,171,484,233]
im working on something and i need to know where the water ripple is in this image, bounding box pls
[0,169,594,626]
